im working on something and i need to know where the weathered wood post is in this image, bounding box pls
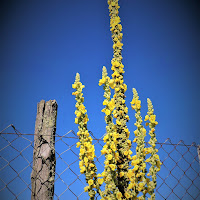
[31,100,57,200]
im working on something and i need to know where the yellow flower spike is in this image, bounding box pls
[146,98,160,199]
[72,73,99,199]
[73,0,160,199]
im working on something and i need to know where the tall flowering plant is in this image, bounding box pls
[72,0,161,199]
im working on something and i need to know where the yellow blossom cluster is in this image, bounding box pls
[72,0,161,199]
[123,88,148,199]
[144,98,162,200]
[107,0,132,196]
[72,73,102,199]
[98,66,122,199]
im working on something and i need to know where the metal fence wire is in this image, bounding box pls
[0,125,200,200]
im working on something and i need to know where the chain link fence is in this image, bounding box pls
[0,125,200,200]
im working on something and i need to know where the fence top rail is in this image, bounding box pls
[0,132,199,148]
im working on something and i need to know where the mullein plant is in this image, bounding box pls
[72,0,161,199]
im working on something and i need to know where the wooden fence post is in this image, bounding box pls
[31,100,58,200]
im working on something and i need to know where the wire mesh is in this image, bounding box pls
[0,125,200,200]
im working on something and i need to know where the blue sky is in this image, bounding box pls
[1,0,200,145]
[1,0,200,199]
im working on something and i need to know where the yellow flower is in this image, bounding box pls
[80,166,86,174]
[144,115,149,121]
[155,154,160,160]
[133,138,137,143]
[115,87,120,92]
[78,104,85,111]
[80,148,85,155]
[141,127,146,135]
[72,83,77,89]
[103,99,109,105]
[98,178,104,185]
[99,77,106,86]
[138,182,144,191]
[101,148,107,154]
[89,163,95,168]
[76,111,81,118]
[114,152,119,160]
[156,160,162,168]
[111,60,120,67]
[144,148,152,155]
[107,154,113,160]
[119,171,124,177]
[130,99,135,104]
[72,91,78,96]
[133,165,139,171]
[84,157,88,164]
[132,155,137,160]
[79,160,84,167]
[105,160,109,165]
[108,99,115,111]
[76,142,81,148]
[125,115,130,120]
[88,179,94,186]
[84,186,89,192]
[145,158,151,163]
[149,114,156,123]
[105,109,111,115]
[83,115,89,124]
[75,118,78,124]
[109,164,116,171]
[131,105,136,110]
[125,192,131,198]
[116,120,121,125]
[109,79,115,89]
[116,192,122,199]
[124,151,129,156]
[134,130,138,136]
[128,182,134,189]
[119,164,123,169]
[103,134,109,142]
[111,143,117,151]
